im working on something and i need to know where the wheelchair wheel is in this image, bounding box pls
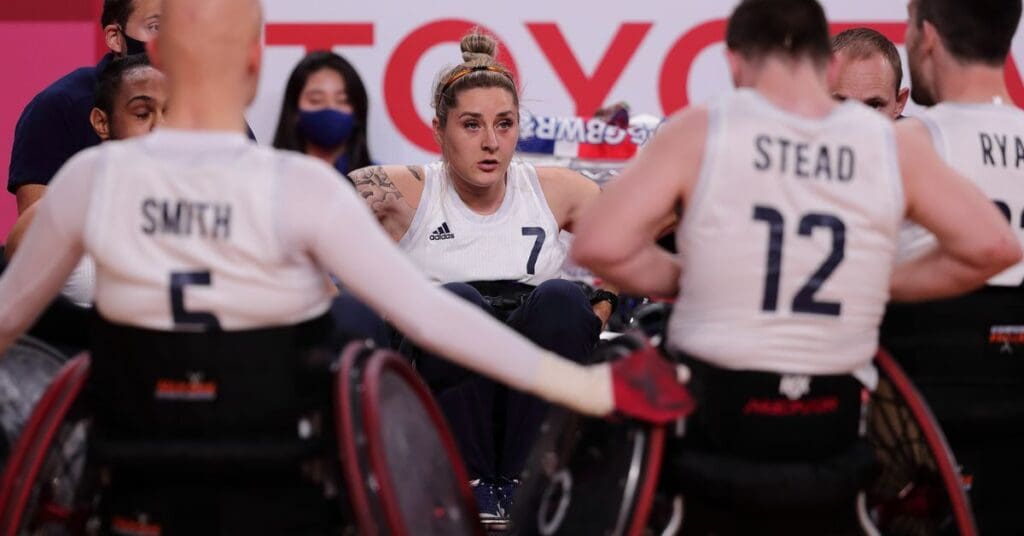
[0,336,67,463]
[866,349,977,536]
[336,342,482,536]
[0,354,91,536]
[336,341,388,534]
[511,334,665,536]
[511,410,664,536]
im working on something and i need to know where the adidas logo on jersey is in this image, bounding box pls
[429,222,455,241]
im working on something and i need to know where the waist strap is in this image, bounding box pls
[675,353,868,462]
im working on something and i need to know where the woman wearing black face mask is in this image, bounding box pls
[117,24,149,57]
[273,51,374,175]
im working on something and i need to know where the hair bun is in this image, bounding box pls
[461,31,497,63]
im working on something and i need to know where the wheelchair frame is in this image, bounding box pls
[0,341,979,536]
[1,342,483,536]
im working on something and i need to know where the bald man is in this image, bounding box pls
[830,28,910,119]
[0,1,690,532]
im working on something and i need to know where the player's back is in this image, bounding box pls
[903,102,1024,285]
[669,89,904,378]
[82,129,331,332]
[883,102,1024,424]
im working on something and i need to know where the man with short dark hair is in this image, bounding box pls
[572,0,1019,532]
[882,0,1024,531]
[0,0,691,531]
[7,0,161,216]
[830,28,910,119]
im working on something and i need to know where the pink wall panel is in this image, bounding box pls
[0,22,97,239]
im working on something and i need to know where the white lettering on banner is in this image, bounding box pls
[519,114,661,146]
[556,118,586,144]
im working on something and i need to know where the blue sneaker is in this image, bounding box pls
[495,477,520,517]
[470,479,506,524]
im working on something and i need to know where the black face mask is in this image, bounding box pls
[119,26,147,56]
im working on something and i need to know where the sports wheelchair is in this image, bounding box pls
[0,338,483,535]
[511,331,977,536]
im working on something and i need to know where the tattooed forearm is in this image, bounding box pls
[406,166,423,182]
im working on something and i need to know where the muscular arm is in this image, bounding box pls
[535,167,621,324]
[571,107,708,297]
[891,119,1022,300]
[347,165,419,241]
[537,167,600,233]
[15,185,46,214]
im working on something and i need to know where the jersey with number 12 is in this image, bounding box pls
[668,89,904,377]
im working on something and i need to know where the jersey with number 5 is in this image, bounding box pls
[668,90,905,376]
[82,131,332,331]
[899,102,1024,286]
[398,160,567,286]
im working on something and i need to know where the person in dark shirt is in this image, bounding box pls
[1,54,166,356]
[7,54,167,262]
[7,0,161,215]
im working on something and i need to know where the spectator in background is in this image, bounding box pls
[88,54,168,142]
[272,51,375,176]
[273,51,385,345]
[7,54,167,265]
[829,27,910,119]
[7,0,160,215]
[2,54,166,355]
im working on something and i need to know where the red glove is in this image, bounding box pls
[610,344,695,424]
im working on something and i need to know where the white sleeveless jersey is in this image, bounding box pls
[668,90,905,377]
[398,160,567,285]
[83,131,331,330]
[899,102,1024,286]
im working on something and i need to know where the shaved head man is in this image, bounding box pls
[830,28,910,119]
[148,0,263,132]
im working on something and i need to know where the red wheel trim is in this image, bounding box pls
[0,354,90,536]
[875,348,978,536]
[362,351,484,536]
[334,342,380,534]
[626,425,665,536]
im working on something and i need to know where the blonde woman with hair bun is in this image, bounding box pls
[348,29,623,523]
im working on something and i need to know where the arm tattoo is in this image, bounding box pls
[350,166,410,227]
[406,166,423,182]
[351,166,404,204]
